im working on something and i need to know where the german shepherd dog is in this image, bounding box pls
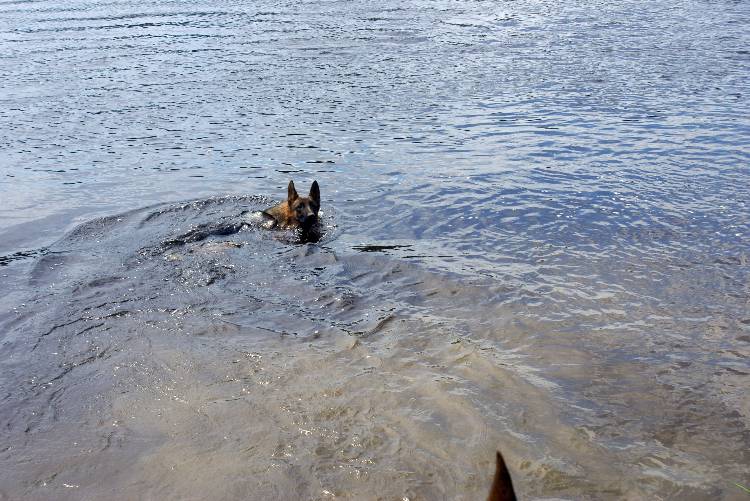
[262,180,321,241]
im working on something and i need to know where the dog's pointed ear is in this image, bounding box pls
[309,180,320,205]
[487,451,516,501]
[287,180,299,205]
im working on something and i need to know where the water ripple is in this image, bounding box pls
[0,0,749,498]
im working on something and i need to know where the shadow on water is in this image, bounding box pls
[0,248,49,267]
[352,244,413,253]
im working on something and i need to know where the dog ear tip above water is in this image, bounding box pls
[487,450,517,501]
[287,180,299,202]
[310,180,321,202]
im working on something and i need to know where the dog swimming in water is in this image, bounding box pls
[261,180,321,242]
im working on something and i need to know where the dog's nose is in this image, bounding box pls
[300,212,317,227]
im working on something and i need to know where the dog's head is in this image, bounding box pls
[287,180,320,228]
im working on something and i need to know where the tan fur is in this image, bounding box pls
[263,180,320,229]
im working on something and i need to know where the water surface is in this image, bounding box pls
[1,0,749,499]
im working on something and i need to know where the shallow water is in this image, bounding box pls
[1,0,749,499]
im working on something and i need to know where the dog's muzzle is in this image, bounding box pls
[299,213,317,227]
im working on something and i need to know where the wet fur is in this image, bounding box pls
[263,180,320,230]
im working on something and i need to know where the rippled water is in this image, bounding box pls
[1,0,749,499]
